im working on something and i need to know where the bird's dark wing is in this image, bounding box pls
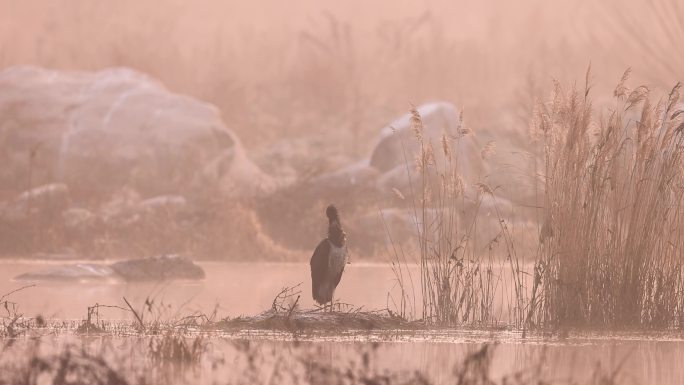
[331,271,344,294]
[310,239,330,303]
[332,260,346,288]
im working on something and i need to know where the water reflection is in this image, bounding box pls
[2,260,684,384]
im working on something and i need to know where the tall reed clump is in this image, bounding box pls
[528,69,684,328]
[392,109,526,326]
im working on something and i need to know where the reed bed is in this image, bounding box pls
[389,70,684,331]
[527,70,684,328]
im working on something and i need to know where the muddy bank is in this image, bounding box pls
[218,308,421,331]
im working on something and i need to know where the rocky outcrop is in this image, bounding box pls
[0,66,274,200]
[0,64,288,257]
[14,255,204,282]
[0,66,530,260]
[109,254,205,281]
[0,183,69,223]
[305,102,485,200]
[370,102,480,177]
[257,102,528,253]
[0,183,191,236]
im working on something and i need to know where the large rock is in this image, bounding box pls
[371,103,467,171]
[0,66,273,199]
[305,102,485,200]
[347,194,522,254]
[304,161,381,199]
[257,103,492,252]
[62,207,100,232]
[0,183,69,223]
[109,254,205,281]
[371,102,484,196]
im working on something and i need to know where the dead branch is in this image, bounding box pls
[123,297,144,330]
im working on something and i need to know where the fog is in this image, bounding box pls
[2,1,679,150]
[1,1,683,384]
[1,0,681,261]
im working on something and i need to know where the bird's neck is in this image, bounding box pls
[328,220,346,248]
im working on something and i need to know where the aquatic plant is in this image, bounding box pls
[528,69,684,328]
[386,108,528,326]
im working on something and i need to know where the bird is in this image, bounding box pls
[310,204,348,310]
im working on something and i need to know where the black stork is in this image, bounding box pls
[310,204,348,310]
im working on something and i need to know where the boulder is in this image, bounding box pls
[345,208,417,254]
[62,207,99,231]
[370,102,484,196]
[0,66,273,200]
[0,183,69,223]
[371,103,461,170]
[109,254,205,281]
[96,191,190,229]
[303,102,486,201]
[98,187,142,227]
[257,102,493,252]
[348,194,530,254]
[305,161,380,198]
[253,136,347,181]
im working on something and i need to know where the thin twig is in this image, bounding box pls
[123,297,144,329]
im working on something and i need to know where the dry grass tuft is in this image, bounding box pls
[1,285,36,344]
[386,108,527,326]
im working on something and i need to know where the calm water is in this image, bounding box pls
[1,260,684,384]
[0,260,526,320]
[0,260,418,319]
